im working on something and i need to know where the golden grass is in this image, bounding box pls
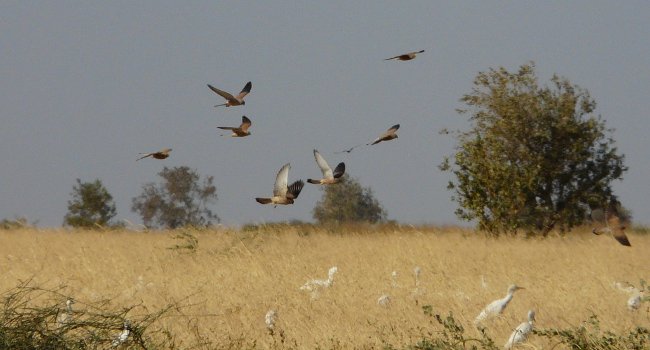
[0,225,648,349]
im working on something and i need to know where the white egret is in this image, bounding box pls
[475,284,525,327]
[504,310,535,349]
[112,321,131,347]
[300,266,338,299]
[57,298,74,326]
[265,310,277,334]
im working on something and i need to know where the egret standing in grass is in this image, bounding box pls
[300,266,338,299]
[504,310,535,349]
[112,321,131,347]
[475,284,525,328]
[57,298,74,327]
[265,310,277,335]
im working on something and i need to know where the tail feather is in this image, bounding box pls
[307,179,320,184]
[256,198,272,204]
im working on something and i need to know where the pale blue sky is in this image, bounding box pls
[1,2,649,227]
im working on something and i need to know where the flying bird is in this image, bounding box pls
[504,310,535,349]
[256,163,305,206]
[207,81,252,107]
[334,144,364,154]
[136,148,172,161]
[368,124,400,145]
[217,116,252,137]
[592,199,631,246]
[475,284,525,328]
[385,50,425,61]
[307,149,345,185]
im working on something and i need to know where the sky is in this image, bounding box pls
[1,1,649,228]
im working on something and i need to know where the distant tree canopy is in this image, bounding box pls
[64,179,117,228]
[441,62,627,235]
[312,174,387,224]
[131,166,219,229]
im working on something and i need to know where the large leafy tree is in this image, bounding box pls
[64,179,117,228]
[312,174,387,224]
[131,166,219,229]
[441,63,626,235]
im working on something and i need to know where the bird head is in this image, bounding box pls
[241,101,246,105]
[508,285,524,294]
[527,310,536,322]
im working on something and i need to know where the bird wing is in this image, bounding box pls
[217,126,236,130]
[236,81,252,99]
[273,163,290,197]
[607,215,631,246]
[332,162,345,179]
[387,124,400,134]
[286,180,305,199]
[240,116,252,132]
[136,153,152,161]
[207,84,236,101]
[313,149,333,179]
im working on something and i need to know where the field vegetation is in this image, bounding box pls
[0,225,648,349]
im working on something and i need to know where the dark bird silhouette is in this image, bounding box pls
[136,148,172,161]
[385,50,425,61]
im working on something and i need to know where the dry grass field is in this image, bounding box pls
[0,225,648,349]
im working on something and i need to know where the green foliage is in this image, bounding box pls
[0,280,177,349]
[312,174,387,224]
[167,230,199,253]
[63,179,117,228]
[535,314,650,350]
[0,217,33,230]
[441,62,626,235]
[131,166,219,229]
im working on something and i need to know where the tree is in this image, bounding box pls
[312,174,387,224]
[64,179,117,228]
[131,166,219,229]
[440,62,626,235]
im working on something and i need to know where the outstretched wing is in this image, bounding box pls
[286,180,305,200]
[236,81,252,100]
[273,163,290,197]
[332,162,345,178]
[207,84,235,101]
[386,124,400,134]
[240,116,252,132]
[608,215,631,246]
[313,149,333,179]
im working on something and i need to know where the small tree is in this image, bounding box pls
[131,166,219,229]
[441,62,626,235]
[64,179,117,228]
[312,174,387,224]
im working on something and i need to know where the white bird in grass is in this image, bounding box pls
[391,271,399,288]
[112,321,131,347]
[300,266,338,299]
[377,294,391,307]
[57,298,74,326]
[475,285,525,328]
[411,266,424,304]
[265,310,277,334]
[615,282,644,310]
[504,310,535,349]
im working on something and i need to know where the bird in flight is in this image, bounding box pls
[592,198,631,246]
[207,81,252,107]
[256,163,305,206]
[368,124,400,145]
[217,116,252,137]
[307,149,345,185]
[385,50,425,61]
[136,148,172,161]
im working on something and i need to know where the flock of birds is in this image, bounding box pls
[129,49,638,348]
[134,50,423,208]
[285,265,644,349]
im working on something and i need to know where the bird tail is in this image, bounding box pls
[307,179,321,184]
[214,103,227,107]
[256,198,272,204]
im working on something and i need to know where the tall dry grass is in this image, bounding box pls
[0,225,648,348]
